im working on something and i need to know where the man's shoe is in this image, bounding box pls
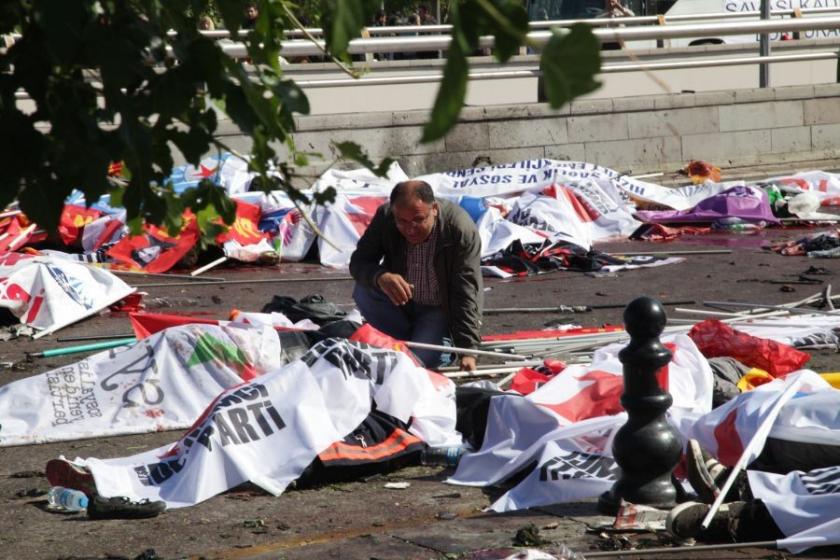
[667,500,745,542]
[87,495,166,520]
[685,439,728,504]
[46,459,97,498]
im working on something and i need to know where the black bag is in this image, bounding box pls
[261,294,346,325]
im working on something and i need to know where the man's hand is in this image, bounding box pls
[459,355,477,372]
[377,272,414,306]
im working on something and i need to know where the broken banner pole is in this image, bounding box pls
[27,338,137,359]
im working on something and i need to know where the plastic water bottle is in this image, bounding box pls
[420,446,464,467]
[555,544,586,560]
[47,486,89,511]
[808,246,840,259]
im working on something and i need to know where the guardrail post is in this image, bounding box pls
[656,14,666,48]
[759,0,771,87]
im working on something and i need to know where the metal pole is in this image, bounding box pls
[131,276,353,288]
[704,300,840,316]
[760,0,771,87]
[583,540,778,557]
[404,340,531,360]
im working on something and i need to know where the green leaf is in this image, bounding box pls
[313,186,336,205]
[421,38,469,143]
[333,141,394,178]
[539,24,602,109]
[494,1,529,62]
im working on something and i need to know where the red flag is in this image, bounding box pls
[345,196,387,236]
[58,205,102,246]
[215,200,267,246]
[129,312,220,339]
[107,216,199,273]
[0,216,39,253]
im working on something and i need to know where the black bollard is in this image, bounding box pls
[598,296,682,515]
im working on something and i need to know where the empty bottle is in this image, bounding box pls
[47,486,89,511]
[555,544,586,560]
[808,246,840,259]
[420,446,464,467]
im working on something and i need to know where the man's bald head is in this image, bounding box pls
[389,180,438,245]
[390,180,435,208]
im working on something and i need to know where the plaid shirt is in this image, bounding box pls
[405,221,441,306]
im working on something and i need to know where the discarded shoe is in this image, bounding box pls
[87,495,166,520]
[666,500,745,542]
[685,439,728,504]
[46,459,97,498]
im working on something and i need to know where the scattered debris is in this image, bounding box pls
[15,487,46,498]
[242,518,265,530]
[145,297,200,308]
[513,524,549,547]
[10,470,44,478]
[383,482,410,490]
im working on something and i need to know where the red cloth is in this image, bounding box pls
[349,323,421,365]
[510,360,566,396]
[688,319,810,377]
[215,200,267,246]
[58,205,102,246]
[107,216,199,273]
[129,312,219,339]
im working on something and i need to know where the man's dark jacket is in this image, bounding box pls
[349,199,483,351]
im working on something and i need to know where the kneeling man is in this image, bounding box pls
[350,180,483,370]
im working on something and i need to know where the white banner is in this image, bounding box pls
[420,160,631,198]
[689,370,832,466]
[476,207,549,257]
[0,324,284,446]
[0,255,134,334]
[618,180,736,211]
[750,465,840,541]
[509,190,595,250]
[489,438,621,512]
[733,314,840,348]
[77,339,459,508]
[449,334,713,511]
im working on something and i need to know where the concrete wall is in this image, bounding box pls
[215,83,840,177]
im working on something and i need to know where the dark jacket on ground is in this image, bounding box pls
[349,199,483,351]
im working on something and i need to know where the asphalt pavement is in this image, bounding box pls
[2,226,840,560]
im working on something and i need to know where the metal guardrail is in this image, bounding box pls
[11,16,840,100]
[213,16,840,57]
[193,7,840,37]
[290,51,840,88]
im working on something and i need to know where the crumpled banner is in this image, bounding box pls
[688,319,811,377]
[77,338,459,508]
[0,255,134,335]
[0,323,284,446]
